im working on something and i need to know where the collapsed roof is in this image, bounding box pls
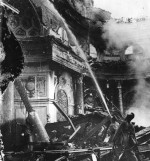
[51,0,150,79]
[52,0,111,52]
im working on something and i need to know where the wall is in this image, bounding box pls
[15,63,75,124]
[15,63,50,126]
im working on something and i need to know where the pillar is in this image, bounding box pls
[0,89,3,127]
[117,81,124,115]
[0,1,6,127]
[2,81,14,123]
[47,71,57,123]
[1,81,15,151]
[75,75,84,114]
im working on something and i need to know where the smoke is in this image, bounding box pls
[128,106,150,127]
[103,19,150,56]
[127,79,150,127]
[102,19,150,127]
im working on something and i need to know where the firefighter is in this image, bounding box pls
[112,113,139,161]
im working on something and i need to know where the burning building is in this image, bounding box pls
[0,0,150,160]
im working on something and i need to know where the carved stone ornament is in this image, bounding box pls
[57,89,68,122]
[25,76,35,98]
[77,76,83,84]
[8,14,20,29]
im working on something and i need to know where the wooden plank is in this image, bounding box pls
[80,116,111,145]
[53,101,76,132]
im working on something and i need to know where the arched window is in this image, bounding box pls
[57,27,68,45]
[89,44,97,59]
[125,46,133,55]
[125,44,144,60]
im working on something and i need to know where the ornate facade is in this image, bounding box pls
[1,0,89,150]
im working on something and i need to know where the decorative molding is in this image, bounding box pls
[15,98,53,103]
[28,28,39,37]
[77,75,83,84]
[14,75,47,99]
[56,89,68,122]
[15,27,26,36]
[36,76,47,97]
[52,44,88,74]
[7,14,20,29]
[7,0,41,38]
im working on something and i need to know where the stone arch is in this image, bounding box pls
[124,43,144,60]
[7,0,42,38]
[89,44,97,59]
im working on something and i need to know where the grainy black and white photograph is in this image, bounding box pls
[0,0,150,160]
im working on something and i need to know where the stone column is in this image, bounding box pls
[0,2,5,127]
[2,81,14,123]
[75,75,84,114]
[3,82,14,122]
[117,81,124,115]
[47,71,57,123]
[0,89,3,127]
[1,81,15,151]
